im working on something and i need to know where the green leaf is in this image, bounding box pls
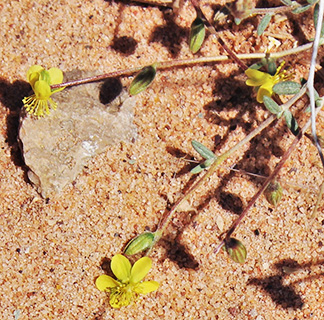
[249,61,265,70]
[307,0,318,4]
[129,64,157,96]
[280,0,293,5]
[313,4,324,38]
[284,110,300,136]
[191,164,204,174]
[292,4,312,14]
[191,140,216,160]
[190,158,215,174]
[257,13,273,36]
[263,95,282,116]
[189,17,206,54]
[273,81,301,95]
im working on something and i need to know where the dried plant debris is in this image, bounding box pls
[19,70,137,198]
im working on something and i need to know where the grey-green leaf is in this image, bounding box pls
[280,0,293,5]
[192,140,216,159]
[257,13,273,36]
[129,64,157,96]
[292,4,312,14]
[190,158,215,174]
[273,81,301,95]
[263,95,282,115]
[189,17,206,54]
[284,110,300,136]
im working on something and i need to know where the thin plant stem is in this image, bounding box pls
[51,43,315,90]
[215,98,324,254]
[146,85,307,255]
[251,6,290,15]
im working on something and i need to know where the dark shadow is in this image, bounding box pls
[218,189,244,215]
[149,8,187,57]
[247,258,324,310]
[248,274,304,309]
[0,78,30,174]
[99,78,123,105]
[99,257,114,277]
[110,35,138,55]
[165,146,198,177]
[162,238,199,270]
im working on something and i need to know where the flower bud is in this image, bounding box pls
[223,238,247,264]
[129,64,157,96]
[264,181,283,207]
[124,232,155,255]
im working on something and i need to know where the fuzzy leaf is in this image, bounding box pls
[263,95,282,115]
[280,0,293,5]
[257,13,273,36]
[284,110,300,136]
[292,4,312,14]
[273,81,301,95]
[190,158,215,174]
[191,140,216,159]
[189,17,206,54]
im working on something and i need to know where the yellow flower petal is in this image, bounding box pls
[27,65,44,82]
[95,275,119,292]
[245,69,271,87]
[257,85,272,103]
[34,80,51,99]
[134,281,159,294]
[48,67,64,85]
[130,256,152,284]
[111,254,131,282]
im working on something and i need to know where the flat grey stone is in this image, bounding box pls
[19,71,137,198]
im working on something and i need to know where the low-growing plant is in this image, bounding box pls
[21,0,324,308]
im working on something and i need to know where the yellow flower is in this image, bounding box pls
[96,254,159,308]
[22,65,65,117]
[245,62,288,103]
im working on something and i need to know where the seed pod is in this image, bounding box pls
[124,232,155,255]
[223,238,247,264]
[264,181,283,207]
[129,64,157,96]
[189,17,205,54]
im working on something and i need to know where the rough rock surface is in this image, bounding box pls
[19,71,137,198]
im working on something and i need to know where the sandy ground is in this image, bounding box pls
[0,0,324,319]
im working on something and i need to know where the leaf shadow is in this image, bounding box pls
[149,7,187,57]
[248,258,324,310]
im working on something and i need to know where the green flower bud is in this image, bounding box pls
[189,17,205,54]
[264,181,283,207]
[223,238,247,264]
[129,64,157,96]
[124,232,155,255]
